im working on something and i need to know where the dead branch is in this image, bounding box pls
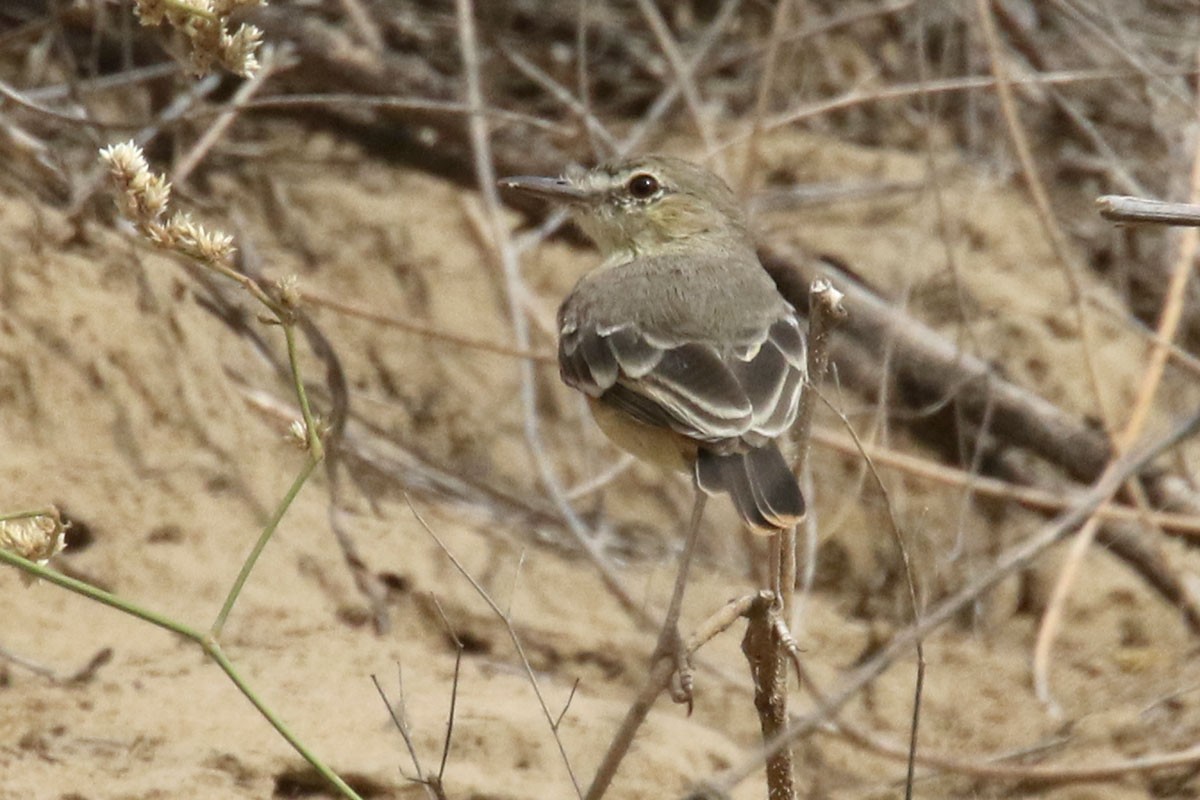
[1098,195,1200,227]
[704,404,1200,798]
[765,246,1200,628]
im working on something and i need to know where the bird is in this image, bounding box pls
[500,155,807,534]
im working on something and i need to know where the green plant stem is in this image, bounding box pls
[282,322,325,460]
[1,548,200,638]
[204,641,362,800]
[210,316,324,636]
[211,452,321,637]
[0,548,362,800]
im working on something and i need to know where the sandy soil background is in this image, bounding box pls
[5,4,1200,799]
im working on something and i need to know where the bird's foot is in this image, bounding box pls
[652,625,694,714]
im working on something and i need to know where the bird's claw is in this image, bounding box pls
[653,626,695,714]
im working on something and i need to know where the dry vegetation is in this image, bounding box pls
[4,1,1200,798]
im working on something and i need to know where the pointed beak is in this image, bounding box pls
[498,175,589,203]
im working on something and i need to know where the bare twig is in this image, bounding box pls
[739,0,795,195]
[701,405,1200,798]
[453,0,648,628]
[829,394,925,800]
[427,596,464,785]
[172,44,294,186]
[499,47,618,155]
[975,0,1112,435]
[372,669,445,800]
[585,494,708,800]
[633,0,718,156]
[811,427,1200,542]
[407,497,582,798]
[790,279,846,477]
[687,591,773,654]
[799,660,1200,787]
[622,0,743,158]
[741,596,794,800]
[1097,194,1200,227]
[743,279,845,800]
[713,66,1178,157]
[1034,72,1200,711]
[300,288,555,363]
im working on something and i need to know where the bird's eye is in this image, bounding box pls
[627,173,660,199]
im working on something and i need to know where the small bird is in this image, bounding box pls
[501,156,806,533]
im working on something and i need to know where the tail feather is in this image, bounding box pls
[695,445,805,534]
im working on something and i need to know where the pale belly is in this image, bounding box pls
[587,396,697,473]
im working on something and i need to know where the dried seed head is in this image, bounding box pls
[167,211,235,265]
[287,416,328,451]
[100,141,172,223]
[221,25,265,77]
[99,141,237,270]
[276,274,301,310]
[1,512,68,579]
[131,0,265,77]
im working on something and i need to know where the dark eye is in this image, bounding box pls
[627,173,659,199]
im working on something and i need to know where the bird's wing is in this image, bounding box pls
[559,312,807,447]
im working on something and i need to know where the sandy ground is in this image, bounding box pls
[4,125,1200,800]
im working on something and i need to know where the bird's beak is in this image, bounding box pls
[498,175,589,203]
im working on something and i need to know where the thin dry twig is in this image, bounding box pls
[300,288,556,363]
[584,495,708,800]
[828,393,926,800]
[406,497,582,798]
[700,405,1200,799]
[371,669,446,800]
[913,1,997,563]
[712,66,1180,158]
[799,659,1200,787]
[687,591,773,654]
[1033,72,1200,711]
[743,279,845,800]
[738,0,795,196]
[633,0,718,157]
[975,0,1112,435]
[621,0,743,159]
[1097,194,1200,226]
[172,44,294,186]
[812,427,1200,541]
[453,0,648,628]
[499,46,618,155]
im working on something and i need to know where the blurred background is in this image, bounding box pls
[3,1,1200,798]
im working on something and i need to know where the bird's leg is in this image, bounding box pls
[651,489,707,711]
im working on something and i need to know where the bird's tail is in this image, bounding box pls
[695,445,805,534]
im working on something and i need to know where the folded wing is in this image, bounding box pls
[558,313,807,450]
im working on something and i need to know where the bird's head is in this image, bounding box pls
[500,156,749,259]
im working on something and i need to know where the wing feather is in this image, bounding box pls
[561,312,805,448]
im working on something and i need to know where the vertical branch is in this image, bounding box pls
[790,279,846,477]
[741,598,794,800]
[741,279,845,800]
